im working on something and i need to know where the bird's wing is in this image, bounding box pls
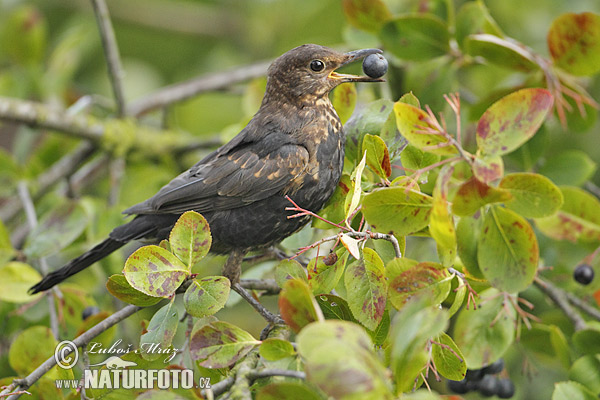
[123,142,309,215]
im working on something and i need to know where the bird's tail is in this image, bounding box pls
[29,238,125,294]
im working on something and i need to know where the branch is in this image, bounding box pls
[239,279,281,295]
[232,283,283,325]
[564,287,600,322]
[534,277,587,331]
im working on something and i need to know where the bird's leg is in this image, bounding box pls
[222,249,245,284]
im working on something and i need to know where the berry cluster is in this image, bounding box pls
[447,358,515,398]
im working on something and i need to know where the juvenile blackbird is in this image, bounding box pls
[30,44,384,294]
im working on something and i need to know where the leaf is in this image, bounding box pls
[547,12,600,76]
[316,293,357,323]
[452,177,512,216]
[346,151,367,224]
[168,210,211,268]
[380,15,450,61]
[448,277,467,317]
[342,0,391,32]
[140,298,178,361]
[183,276,230,318]
[278,278,324,333]
[0,219,15,265]
[123,245,189,297]
[572,328,600,355]
[432,332,467,381]
[344,248,387,330]
[339,234,360,259]
[332,83,357,125]
[453,288,515,369]
[387,259,451,310]
[106,274,163,307]
[569,355,600,395]
[499,172,563,218]
[455,2,504,49]
[536,186,600,243]
[0,262,42,303]
[552,381,597,400]
[465,34,538,71]
[362,187,433,236]
[394,102,456,155]
[259,338,296,361]
[362,134,391,179]
[430,164,456,255]
[538,150,597,186]
[275,259,307,288]
[9,326,57,376]
[190,321,260,368]
[456,215,485,279]
[297,320,393,400]
[314,175,352,229]
[23,200,88,259]
[257,382,325,400]
[478,207,539,293]
[308,247,348,295]
[472,154,504,183]
[400,144,440,179]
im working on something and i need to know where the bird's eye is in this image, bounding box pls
[309,59,325,72]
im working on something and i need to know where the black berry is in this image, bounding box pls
[497,378,516,398]
[574,264,594,285]
[362,53,388,79]
[482,358,505,375]
[82,305,100,320]
[447,378,469,394]
[465,368,484,381]
[478,375,499,397]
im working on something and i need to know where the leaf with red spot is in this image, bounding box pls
[342,0,391,32]
[123,245,189,297]
[547,12,600,76]
[278,278,323,333]
[394,102,456,155]
[183,276,230,318]
[472,154,504,184]
[499,172,563,218]
[362,133,392,179]
[169,211,211,268]
[140,297,178,361]
[387,259,451,310]
[536,186,600,243]
[332,82,357,125]
[452,177,512,216]
[190,321,260,368]
[478,206,539,293]
[362,186,433,236]
[106,274,162,307]
[344,248,387,330]
[476,88,553,157]
[308,247,348,295]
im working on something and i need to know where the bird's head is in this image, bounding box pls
[265,44,384,103]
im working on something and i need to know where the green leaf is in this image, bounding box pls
[455,2,504,49]
[453,288,515,369]
[478,207,539,293]
[0,6,47,65]
[0,219,15,265]
[465,34,538,71]
[342,0,391,32]
[552,381,597,400]
[297,320,393,400]
[308,247,348,295]
[23,200,88,259]
[123,245,189,297]
[140,298,178,361]
[275,259,307,287]
[430,165,456,256]
[569,355,600,395]
[476,88,553,157]
[332,82,357,125]
[344,248,387,330]
[472,154,504,183]
[168,210,211,268]
[387,260,451,310]
[106,274,163,307]
[381,15,450,61]
[314,174,352,229]
[447,276,467,317]
[183,276,230,318]
[0,262,42,303]
[394,102,456,155]
[400,144,440,179]
[362,187,433,236]
[432,332,467,381]
[451,177,512,217]
[278,278,324,333]
[190,321,260,368]
[536,186,600,242]
[499,172,563,218]
[548,12,600,76]
[257,382,325,400]
[538,150,597,187]
[259,338,296,361]
[316,293,357,322]
[572,328,600,355]
[9,326,57,377]
[456,215,485,279]
[362,134,391,179]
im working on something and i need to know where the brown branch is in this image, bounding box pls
[239,279,281,295]
[534,277,587,331]
[232,282,283,325]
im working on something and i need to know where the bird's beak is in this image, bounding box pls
[328,48,385,83]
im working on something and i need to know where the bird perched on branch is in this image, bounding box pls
[30,44,384,294]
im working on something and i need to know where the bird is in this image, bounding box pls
[30,44,384,294]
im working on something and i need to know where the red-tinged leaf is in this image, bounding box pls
[123,245,189,297]
[279,279,323,333]
[339,234,360,259]
[308,247,348,295]
[536,186,600,243]
[452,177,512,216]
[499,172,563,218]
[183,276,230,318]
[381,15,450,61]
[106,274,162,307]
[342,0,391,32]
[478,207,539,293]
[547,12,600,76]
[140,298,178,361]
[472,155,504,184]
[275,259,307,288]
[465,34,538,71]
[190,321,260,368]
[430,165,457,253]
[344,248,387,330]
[394,102,456,155]
[387,260,451,309]
[362,133,392,178]
[169,211,211,268]
[332,82,357,125]
[476,88,553,157]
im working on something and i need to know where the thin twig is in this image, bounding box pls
[534,277,587,331]
[248,369,306,380]
[565,291,600,322]
[239,279,281,295]
[232,283,283,325]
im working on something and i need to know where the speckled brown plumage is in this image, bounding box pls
[30,44,383,293]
